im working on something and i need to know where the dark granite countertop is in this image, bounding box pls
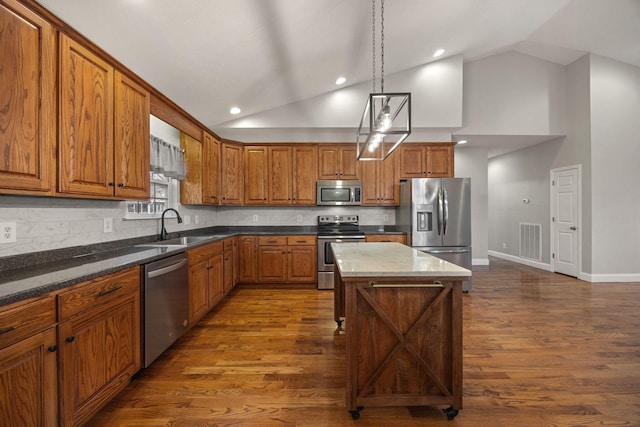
[0,225,403,306]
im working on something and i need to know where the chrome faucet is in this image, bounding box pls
[160,208,183,240]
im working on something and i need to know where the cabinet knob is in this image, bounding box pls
[118,183,125,187]
[48,345,57,352]
[66,336,75,343]
[108,182,115,187]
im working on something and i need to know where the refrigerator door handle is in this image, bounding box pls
[443,189,449,235]
[437,188,444,235]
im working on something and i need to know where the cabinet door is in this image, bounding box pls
[268,146,292,205]
[202,132,220,205]
[292,146,317,205]
[0,1,55,195]
[188,258,210,324]
[221,142,243,205]
[208,253,224,307]
[58,34,114,197]
[238,236,257,283]
[257,246,287,282]
[398,145,426,179]
[426,145,454,177]
[58,295,140,427]
[359,160,380,205]
[288,245,317,283]
[0,328,57,427]
[379,150,399,205]
[339,146,359,179]
[244,146,268,205]
[180,132,203,204]
[114,71,150,199]
[318,146,339,179]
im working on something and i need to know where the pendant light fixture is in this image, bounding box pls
[356,0,411,161]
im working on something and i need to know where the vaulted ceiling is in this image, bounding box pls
[37,0,640,153]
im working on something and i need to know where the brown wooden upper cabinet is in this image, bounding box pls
[318,144,359,180]
[270,145,318,205]
[244,145,268,205]
[0,0,56,196]
[180,132,203,204]
[359,150,399,206]
[398,143,455,179]
[221,141,244,205]
[202,132,220,205]
[58,35,150,199]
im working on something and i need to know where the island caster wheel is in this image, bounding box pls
[348,406,364,420]
[442,406,459,420]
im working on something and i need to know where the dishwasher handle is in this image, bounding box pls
[147,259,187,279]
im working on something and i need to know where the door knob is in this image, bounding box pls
[569,226,577,230]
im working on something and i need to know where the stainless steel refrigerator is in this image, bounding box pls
[396,178,472,292]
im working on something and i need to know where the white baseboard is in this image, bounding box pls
[580,272,640,283]
[488,250,552,272]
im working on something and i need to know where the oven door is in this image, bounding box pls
[317,236,364,290]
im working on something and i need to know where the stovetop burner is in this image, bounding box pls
[317,215,363,237]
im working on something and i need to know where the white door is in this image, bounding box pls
[551,166,580,277]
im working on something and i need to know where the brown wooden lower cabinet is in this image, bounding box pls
[57,267,141,427]
[223,237,239,293]
[364,234,406,244]
[238,236,258,283]
[254,235,317,284]
[0,296,57,427]
[188,241,224,325]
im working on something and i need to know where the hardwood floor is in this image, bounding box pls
[90,258,640,426]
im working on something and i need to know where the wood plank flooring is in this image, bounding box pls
[90,258,640,426]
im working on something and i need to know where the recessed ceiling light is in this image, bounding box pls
[433,48,445,58]
[230,106,241,115]
[457,140,468,144]
[335,76,346,85]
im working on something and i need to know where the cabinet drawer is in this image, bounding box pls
[287,235,316,246]
[365,234,406,244]
[58,267,140,321]
[258,236,287,246]
[0,296,56,349]
[223,237,236,249]
[189,241,223,265]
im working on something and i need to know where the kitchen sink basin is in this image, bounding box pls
[137,235,215,247]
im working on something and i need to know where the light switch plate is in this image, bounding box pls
[103,217,113,233]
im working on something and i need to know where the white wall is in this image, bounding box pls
[460,51,567,136]
[454,147,489,265]
[588,55,640,279]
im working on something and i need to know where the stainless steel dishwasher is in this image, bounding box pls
[143,252,189,367]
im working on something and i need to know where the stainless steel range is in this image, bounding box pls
[317,215,365,290]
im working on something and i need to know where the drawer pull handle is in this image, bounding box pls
[48,345,57,352]
[98,285,123,297]
[0,326,15,335]
[65,336,75,343]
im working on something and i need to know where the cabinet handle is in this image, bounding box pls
[98,285,123,297]
[0,326,15,335]
[108,182,115,187]
[118,183,125,187]
[48,345,57,352]
[66,336,75,343]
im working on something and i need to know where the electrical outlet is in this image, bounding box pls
[383,214,389,222]
[184,215,191,225]
[296,215,302,223]
[502,243,507,249]
[103,217,113,233]
[252,214,258,222]
[0,222,17,244]
[194,215,199,225]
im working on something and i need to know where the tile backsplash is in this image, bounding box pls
[0,195,394,258]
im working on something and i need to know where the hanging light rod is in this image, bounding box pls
[356,0,411,161]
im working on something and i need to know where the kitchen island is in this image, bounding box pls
[331,242,471,420]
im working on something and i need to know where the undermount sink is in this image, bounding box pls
[137,235,214,247]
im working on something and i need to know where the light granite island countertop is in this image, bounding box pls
[330,242,471,421]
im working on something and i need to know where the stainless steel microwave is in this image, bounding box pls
[316,180,362,206]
